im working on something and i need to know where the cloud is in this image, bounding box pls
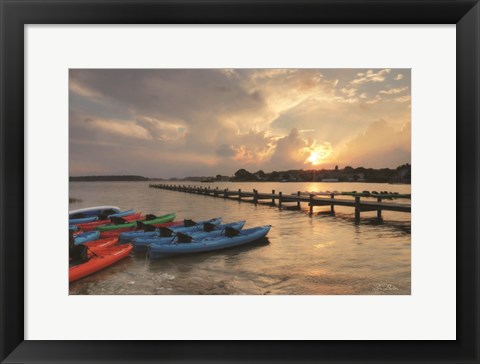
[334,120,411,168]
[379,87,408,95]
[351,69,391,85]
[394,74,404,80]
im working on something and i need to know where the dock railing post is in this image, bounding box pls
[278,192,283,209]
[297,191,301,210]
[253,189,258,205]
[355,196,361,223]
[377,197,383,222]
[309,194,314,215]
[271,190,275,206]
[238,188,242,201]
[330,193,335,214]
[223,189,227,199]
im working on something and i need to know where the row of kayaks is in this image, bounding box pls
[69,206,271,282]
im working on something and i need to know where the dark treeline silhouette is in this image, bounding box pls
[70,175,149,182]
[230,164,411,183]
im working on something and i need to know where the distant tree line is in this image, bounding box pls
[230,164,411,183]
[69,175,149,182]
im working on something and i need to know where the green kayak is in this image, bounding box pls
[96,221,137,231]
[96,213,176,231]
[138,213,176,225]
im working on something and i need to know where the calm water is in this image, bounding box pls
[69,181,411,295]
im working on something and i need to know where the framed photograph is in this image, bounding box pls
[1,0,478,363]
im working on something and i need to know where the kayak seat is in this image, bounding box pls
[110,216,128,225]
[183,219,196,227]
[224,226,240,237]
[145,214,157,221]
[176,232,193,243]
[159,227,174,237]
[203,222,216,232]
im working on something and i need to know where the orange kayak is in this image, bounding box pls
[84,237,118,249]
[69,244,133,283]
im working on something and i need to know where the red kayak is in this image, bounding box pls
[76,213,145,231]
[69,244,133,283]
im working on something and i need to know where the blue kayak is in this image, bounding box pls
[119,217,222,243]
[74,231,101,245]
[108,209,135,218]
[69,216,98,224]
[69,225,79,231]
[133,221,246,252]
[167,218,221,234]
[147,225,270,259]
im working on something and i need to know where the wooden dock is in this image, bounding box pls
[149,184,411,223]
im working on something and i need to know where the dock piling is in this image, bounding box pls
[355,196,361,223]
[377,197,383,221]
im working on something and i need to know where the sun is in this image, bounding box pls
[304,144,333,166]
[306,151,322,165]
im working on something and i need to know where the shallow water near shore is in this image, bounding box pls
[69,181,411,295]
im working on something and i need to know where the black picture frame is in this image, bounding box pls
[1,0,479,363]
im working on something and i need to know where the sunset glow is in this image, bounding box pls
[69,69,411,177]
[305,144,333,166]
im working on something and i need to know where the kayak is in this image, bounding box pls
[96,213,176,232]
[133,220,245,252]
[108,209,135,218]
[135,213,176,227]
[84,237,118,249]
[69,244,133,282]
[118,221,184,243]
[74,231,101,245]
[147,225,270,259]
[164,218,221,234]
[69,216,98,224]
[120,218,220,243]
[96,221,137,231]
[69,206,121,218]
[99,227,136,239]
[75,212,144,231]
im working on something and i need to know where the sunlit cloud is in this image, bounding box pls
[379,87,408,95]
[351,69,391,85]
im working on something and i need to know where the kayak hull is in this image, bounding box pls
[69,244,132,282]
[74,231,101,245]
[69,216,98,224]
[133,221,245,252]
[75,212,143,231]
[84,237,118,249]
[147,225,270,259]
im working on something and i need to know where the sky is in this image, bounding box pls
[69,68,411,178]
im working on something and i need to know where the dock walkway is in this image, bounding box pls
[149,184,411,223]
